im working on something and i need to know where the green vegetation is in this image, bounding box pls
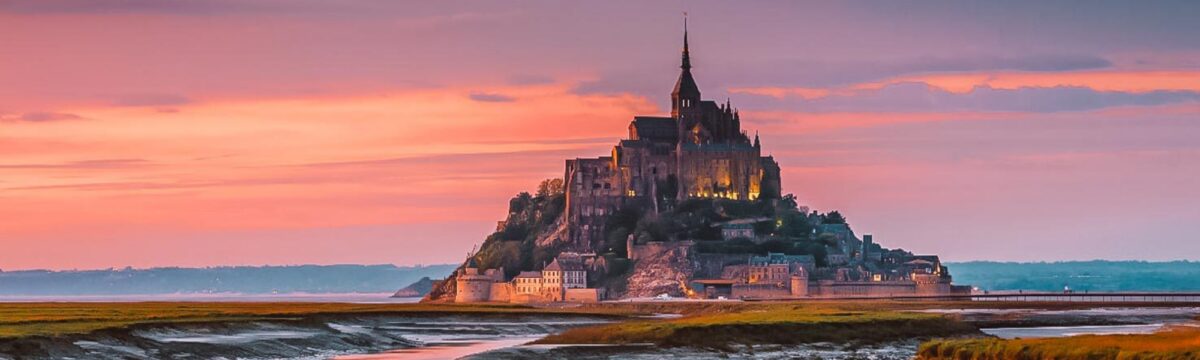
[0,302,630,339]
[536,302,979,348]
[609,193,859,268]
[474,178,567,278]
[918,326,1200,360]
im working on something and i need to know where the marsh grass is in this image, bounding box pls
[0,302,626,338]
[918,325,1200,360]
[535,303,979,348]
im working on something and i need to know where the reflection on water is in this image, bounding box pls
[327,317,610,360]
[982,323,1164,339]
[337,336,542,360]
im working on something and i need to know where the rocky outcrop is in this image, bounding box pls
[423,191,568,303]
[391,277,441,298]
[621,241,697,298]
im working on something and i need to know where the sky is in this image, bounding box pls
[2,1,1199,270]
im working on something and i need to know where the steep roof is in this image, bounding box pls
[545,256,585,272]
[672,21,700,98]
[514,271,542,278]
[631,116,677,143]
[673,69,700,98]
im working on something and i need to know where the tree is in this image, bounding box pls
[509,192,532,214]
[822,211,847,225]
[779,194,799,211]
[775,209,814,239]
[536,178,564,198]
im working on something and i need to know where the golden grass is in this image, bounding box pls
[535,302,980,347]
[0,302,629,339]
[0,299,1181,343]
[918,325,1200,360]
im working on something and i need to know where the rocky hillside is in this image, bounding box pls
[424,177,917,302]
[621,243,696,298]
[424,180,570,302]
[390,277,441,298]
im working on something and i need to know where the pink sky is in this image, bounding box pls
[2,1,1199,270]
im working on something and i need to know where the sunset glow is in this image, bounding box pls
[2,1,1198,269]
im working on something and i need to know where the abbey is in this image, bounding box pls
[564,26,782,250]
[428,24,967,304]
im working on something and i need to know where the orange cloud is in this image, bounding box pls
[0,84,657,239]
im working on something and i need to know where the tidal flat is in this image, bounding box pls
[0,301,1197,359]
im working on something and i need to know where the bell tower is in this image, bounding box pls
[671,16,701,120]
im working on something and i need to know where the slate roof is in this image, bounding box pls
[749,252,815,266]
[673,69,700,98]
[631,116,678,143]
[514,271,542,278]
[545,257,585,272]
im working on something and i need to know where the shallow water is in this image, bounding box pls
[337,335,543,360]
[466,341,925,359]
[981,323,1165,339]
[327,317,610,359]
[916,307,1200,317]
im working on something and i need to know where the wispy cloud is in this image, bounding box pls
[112,93,192,107]
[468,92,516,103]
[0,158,151,169]
[0,112,84,122]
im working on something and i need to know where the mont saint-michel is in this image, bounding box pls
[424,27,966,304]
[10,2,1200,359]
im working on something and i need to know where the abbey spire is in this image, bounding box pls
[681,17,692,70]
[671,16,701,118]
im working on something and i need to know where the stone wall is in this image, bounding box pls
[808,280,921,297]
[731,283,792,299]
[564,288,605,303]
[695,253,748,278]
[627,240,695,262]
[454,277,492,303]
[488,283,512,303]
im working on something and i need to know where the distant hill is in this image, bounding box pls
[0,264,456,295]
[391,277,442,298]
[947,261,1200,292]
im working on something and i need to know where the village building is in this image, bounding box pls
[455,253,605,304]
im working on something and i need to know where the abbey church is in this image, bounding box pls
[564,25,782,249]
